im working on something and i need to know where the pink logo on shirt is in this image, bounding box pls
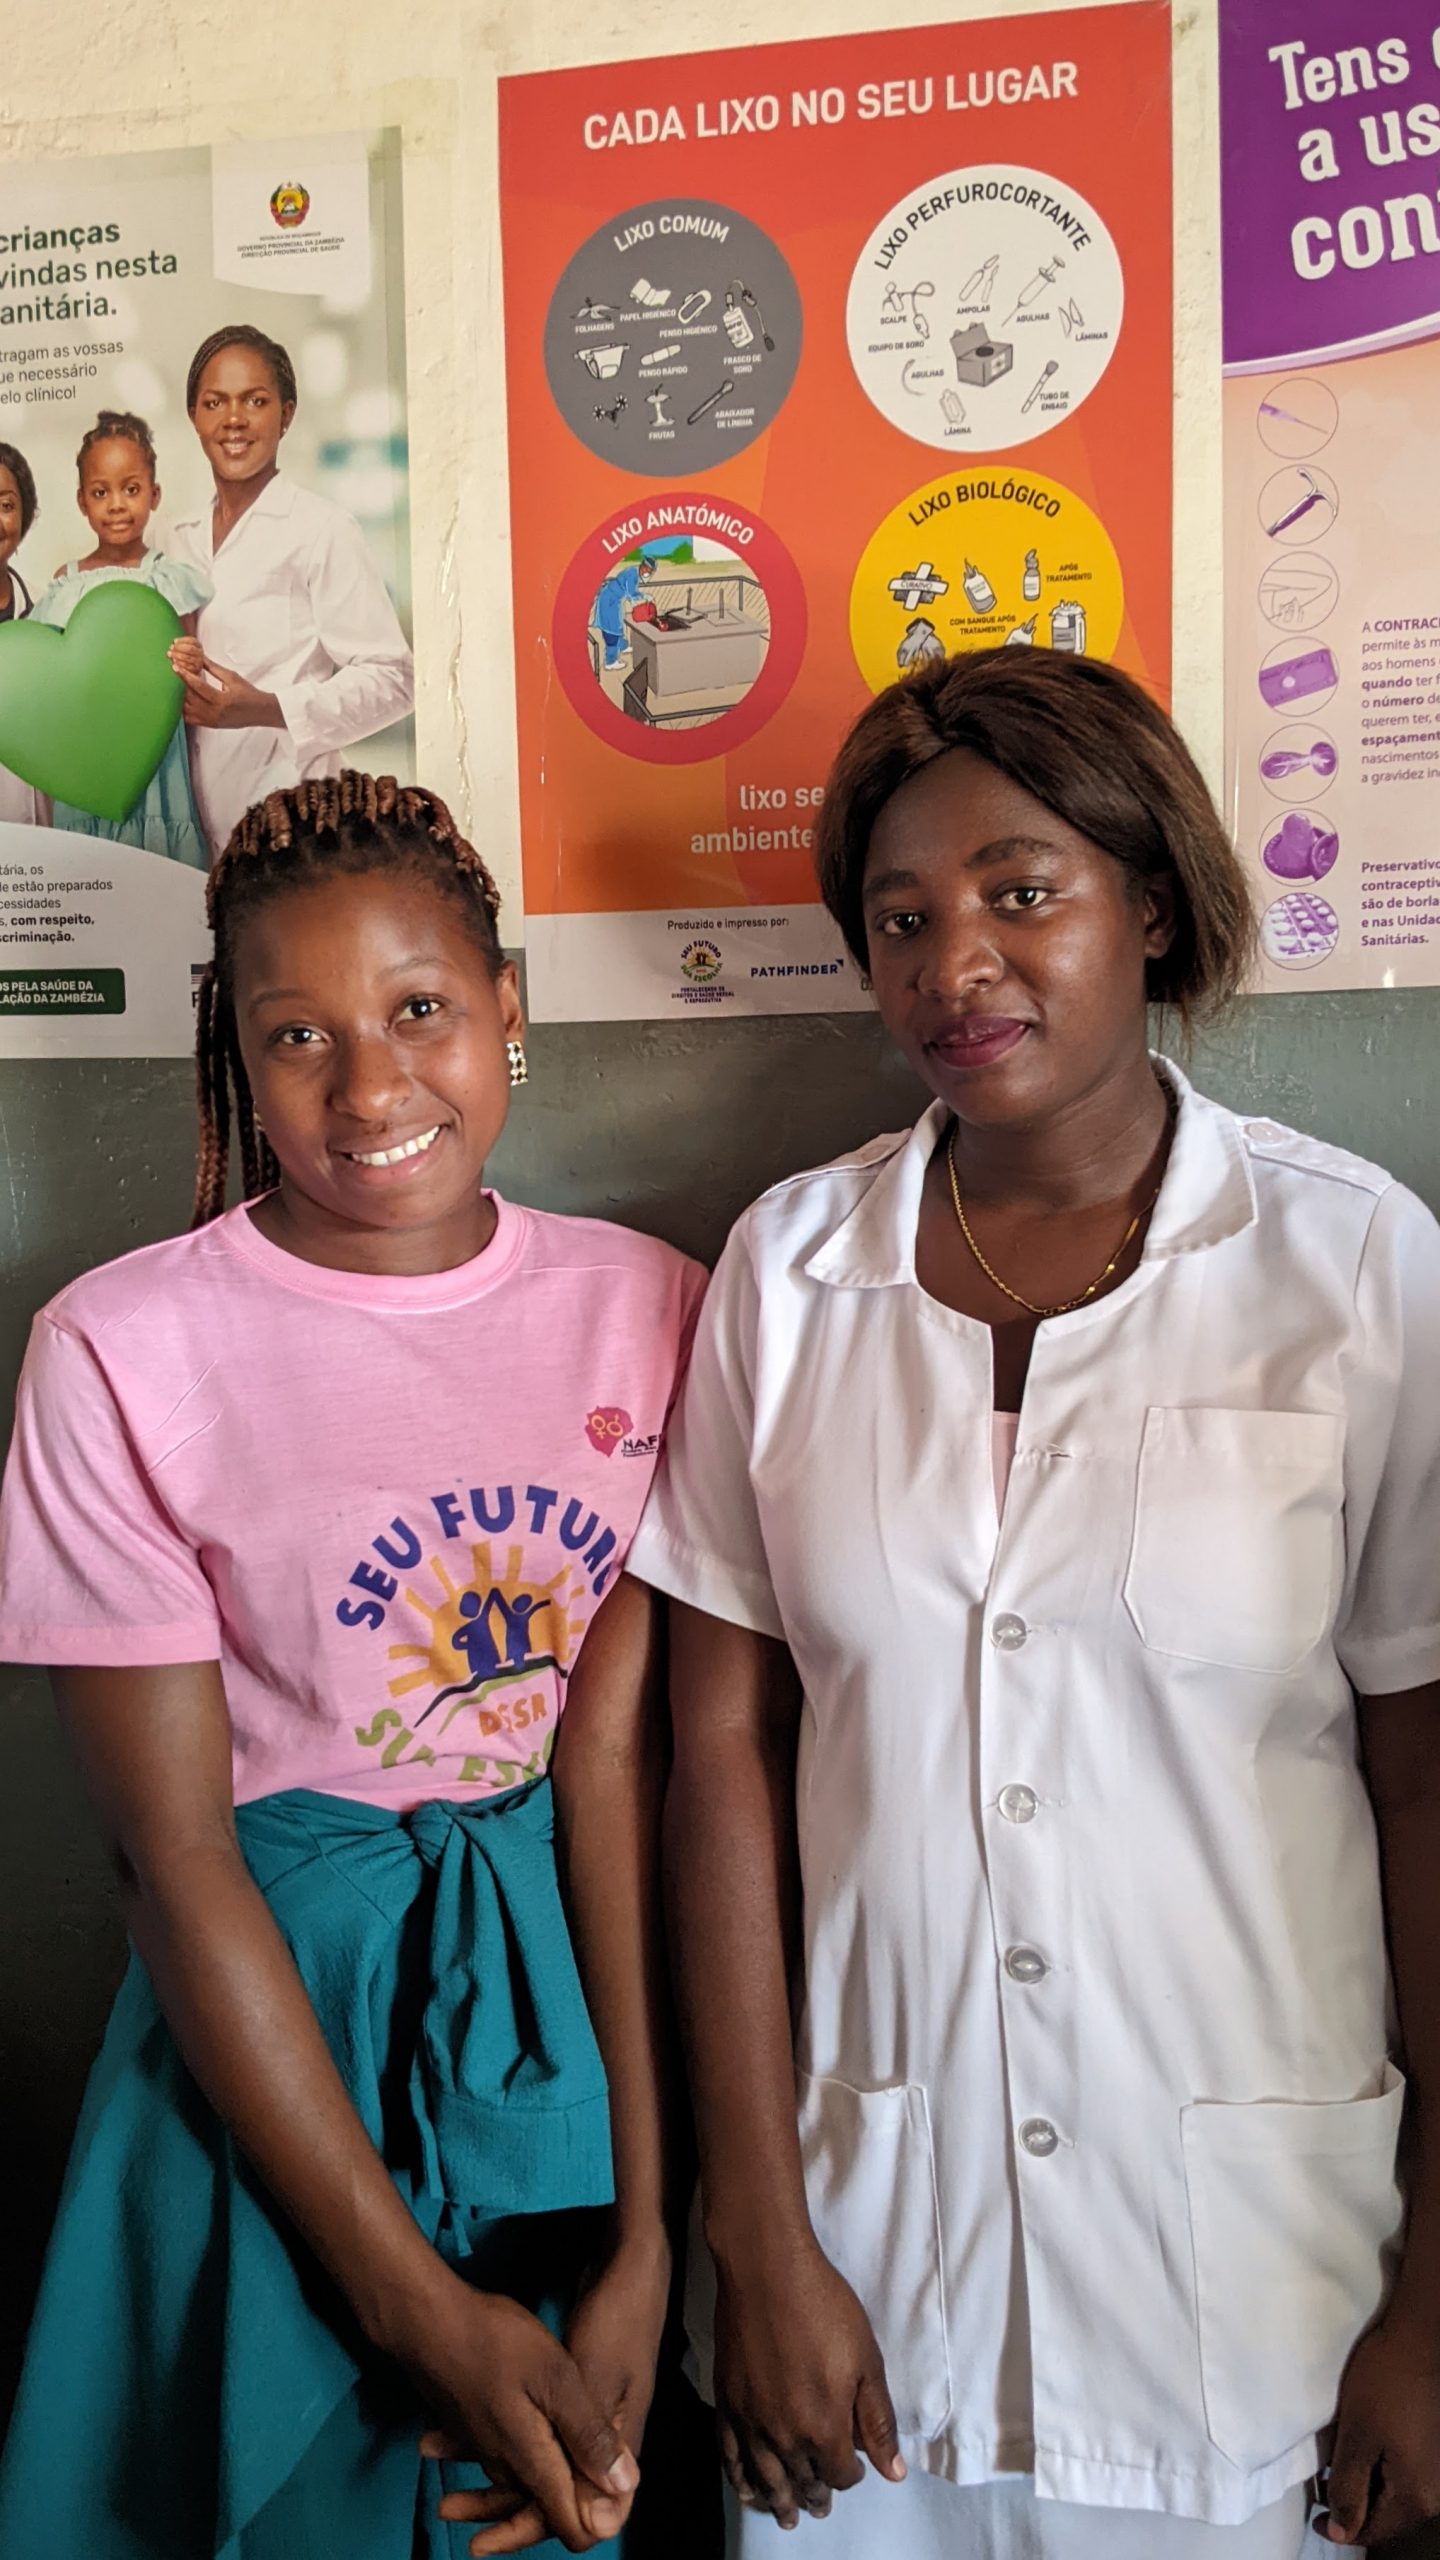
[586,1406,632,1456]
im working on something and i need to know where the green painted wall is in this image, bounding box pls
[3,984,1437,2396]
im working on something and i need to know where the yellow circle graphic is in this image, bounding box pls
[850,466,1124,694]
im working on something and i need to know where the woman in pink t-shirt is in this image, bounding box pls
[0,772,706,2560]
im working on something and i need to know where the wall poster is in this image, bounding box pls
[1223,1,1440,988]
[0,130,413,1057]
[499,7,1173,1023]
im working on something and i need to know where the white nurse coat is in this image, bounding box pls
[630,1069,1440,2530]
[170,475,413,857]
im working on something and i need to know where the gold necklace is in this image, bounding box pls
[945,1122,1170,1320]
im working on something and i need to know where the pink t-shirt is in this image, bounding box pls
[0,1198,705,1809]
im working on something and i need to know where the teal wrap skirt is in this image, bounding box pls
[0,1782,618,2558]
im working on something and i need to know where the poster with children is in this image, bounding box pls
[499,6,1172,1022]
[0,131,413,1057]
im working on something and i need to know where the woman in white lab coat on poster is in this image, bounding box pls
[168,324,413,861]
[631,651,1440,2560]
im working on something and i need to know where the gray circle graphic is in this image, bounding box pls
[545,199,803,476]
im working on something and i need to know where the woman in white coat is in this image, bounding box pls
[631,650,1440,2558]
[169,324,413,860]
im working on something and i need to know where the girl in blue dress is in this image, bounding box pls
[32,409,212,869]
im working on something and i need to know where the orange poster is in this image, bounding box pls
[499,7,1173,1020]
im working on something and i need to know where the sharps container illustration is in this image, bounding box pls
[951,324,1013,388]
[1050,600,1087,654]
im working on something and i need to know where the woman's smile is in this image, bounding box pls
[332,1122,451,1180]
[925,1014,1032,1073]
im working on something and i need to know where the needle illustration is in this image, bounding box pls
[1259,396,1322,433]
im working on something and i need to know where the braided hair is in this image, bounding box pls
[192,772,505,1228]
[78,410,158,479]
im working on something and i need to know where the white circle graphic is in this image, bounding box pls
[847,164,1124,456]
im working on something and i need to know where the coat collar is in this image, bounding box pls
[174,472,297,549]
[803,1059,1258,1292]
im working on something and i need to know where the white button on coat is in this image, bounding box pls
[631,1066,1440,2527]
[1020,2118,1061,2157]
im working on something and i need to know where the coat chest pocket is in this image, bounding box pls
[1182,2068,1404,2473]
[796,2073,952,2440]
[1124,1407,1344,1674]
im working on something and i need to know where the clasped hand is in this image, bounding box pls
[713,2234,906,2531]
[418,2240,669,2556]
[1314,2312,1440,2546]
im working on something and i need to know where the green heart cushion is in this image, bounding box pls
[0,578,184,823]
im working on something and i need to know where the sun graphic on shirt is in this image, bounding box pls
[386,1539,590,1734]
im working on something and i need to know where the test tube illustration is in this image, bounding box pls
[1022,362,1059,416]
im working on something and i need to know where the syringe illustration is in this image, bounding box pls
[1003,259,1065,326]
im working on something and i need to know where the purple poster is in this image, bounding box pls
[1223,4,1440,990]
[1224,8,1440,371]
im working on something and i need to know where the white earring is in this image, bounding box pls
[507,1039,529,1088]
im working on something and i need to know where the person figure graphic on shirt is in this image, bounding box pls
[492,1586,552,1669]
[0,768,709,2560]
[168,323,414,861]
[0,439,40,826]
[453,1588,552,1682]
[451,1587,506,1683]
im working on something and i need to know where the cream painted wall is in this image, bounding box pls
[0,0,1224,923]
